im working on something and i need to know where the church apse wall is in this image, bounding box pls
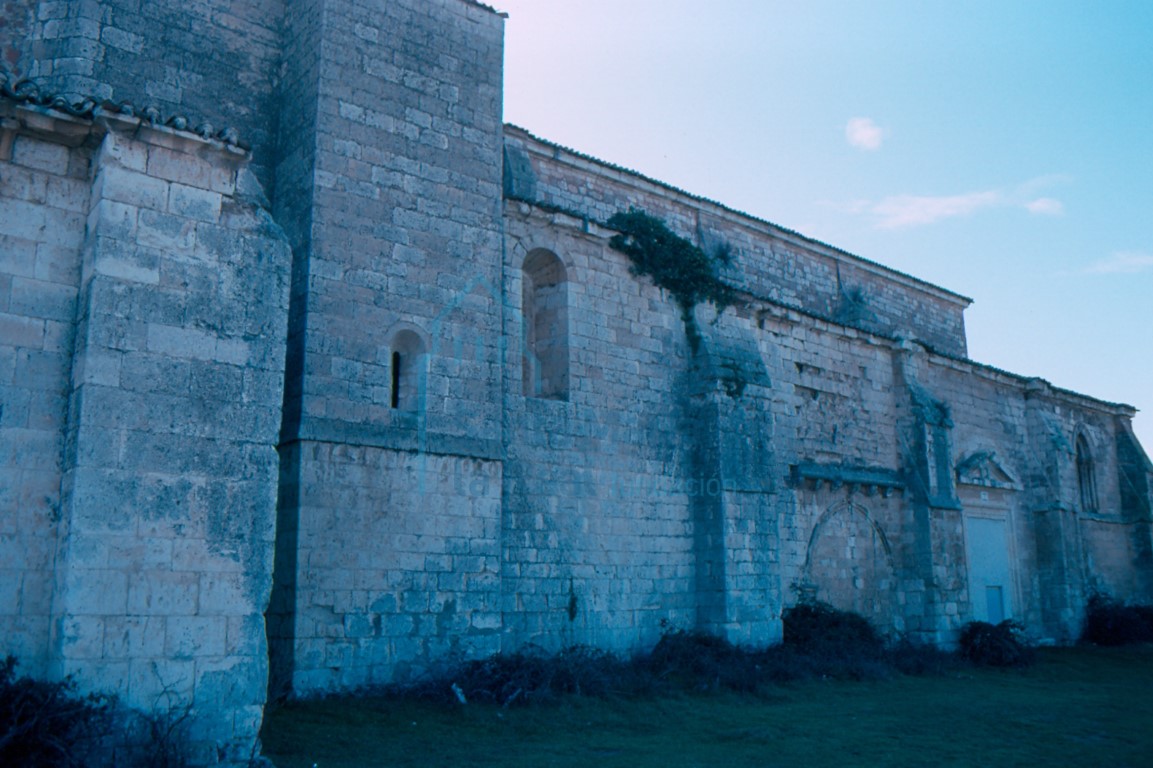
[0,112,91,676]
[24,0,285,187]
[0,97,292,762]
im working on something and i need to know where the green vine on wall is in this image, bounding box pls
[607,209,735,351]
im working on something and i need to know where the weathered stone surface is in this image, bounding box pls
[1,101,291,764]
[2,1,1151,765]
[21,0,283,187]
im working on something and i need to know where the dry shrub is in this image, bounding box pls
[0,655,111,767]
[382,604,970,708]
[410,645,638,707]
[958,621,1035,667]
[1081,594,1153,647]
[781,601,892,679]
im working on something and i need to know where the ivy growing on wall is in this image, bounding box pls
[606,209,735,351]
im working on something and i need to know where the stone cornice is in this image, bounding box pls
[1,96,250,167]
[0,70,247,149]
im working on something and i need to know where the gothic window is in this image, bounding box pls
[1076,434,1098,513]
[521,249,569,400]
[389,330,426,413]
[910,387,955,506]
[930,422,954,500]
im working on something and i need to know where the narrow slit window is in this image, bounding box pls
[390,351,402,409]
[389,330,426,414]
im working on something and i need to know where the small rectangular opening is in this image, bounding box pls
[986,585,1004,624]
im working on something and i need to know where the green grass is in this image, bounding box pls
[261,646,1153,768]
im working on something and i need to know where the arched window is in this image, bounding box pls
[522,249,569,400]
[389,330,427,413]
[1076,434,1098,514]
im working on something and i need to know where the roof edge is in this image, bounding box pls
[504,122,973,307]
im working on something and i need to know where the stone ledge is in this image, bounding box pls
[293,418,504,462]
[789,462,905,497]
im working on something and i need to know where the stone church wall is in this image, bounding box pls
[1,0,34,73]
[504,126,971,358]
[274,0,505,446]
[500,121,1152,649]
[23,0,285,186]
[54,121,289,762]
[752,308,908,633]
[0,111,90,674]
[907,348,1149,640]
[2,1,1152,764]
[272,443,503,694]
[268,0,510,695]
[1,99,292,763]
[501,206,701,653]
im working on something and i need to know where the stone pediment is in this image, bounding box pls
[955,451,1019,490]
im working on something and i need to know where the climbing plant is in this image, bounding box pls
[606,209,735,350]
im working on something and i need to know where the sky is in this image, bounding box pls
[493,0,1153,452]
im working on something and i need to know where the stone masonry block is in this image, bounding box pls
[86,199,138,242]
[126,657,196,704]
[35,242,82,285]
[43,175,89,215]
[102,615,166,659]
[0,388,30,427]
[9,276,75,322]
[168,182,222,222]
[147,145,233,192]
[0,569,22,615]
[94,131,148,174]
[165,615,226,658]
[0,237,38,283]
[0,313,46,349]
[64,568,128,614]
[59,615,105,659]
[100,25,144,54]
[0,197,49,242]
[136,209,197,252]
[126,570,199,616]
[198,573,247,616]
[90,242,159,285]
[37,2,69,22]
[146,323,218,362]
[11,136,71,175]
[92,164,171,210]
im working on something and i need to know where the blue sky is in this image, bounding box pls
[494,0,1153,451]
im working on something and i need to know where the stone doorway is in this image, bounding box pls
[964,514,1015,623]
[802,500,898,633]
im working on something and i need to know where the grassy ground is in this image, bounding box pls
[261,646,1153,768]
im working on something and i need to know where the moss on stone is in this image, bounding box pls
[607,208,735,351]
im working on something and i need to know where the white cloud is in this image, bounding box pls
[845,117,884,151]
[870,191,1003,229]
[841,177,1068,230]
[1084,251,1153,275]
[1016,174,1074,196]
[1025,197,1064,216]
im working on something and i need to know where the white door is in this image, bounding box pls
[964,516,1013,623]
